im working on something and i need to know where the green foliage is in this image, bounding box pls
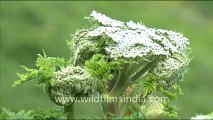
[162,102,179,118]
[85,54,124,81]
[120,111,144,119]
[35,51,67,86]
[13,66,39,87]
[32,110,67,119]
[160,87,177,101]
[159,83,184,101]
[141,75,157,97]
[81,115,102,120]
[0,108,67,120]
[13,51,66,87]
[0,108,33,119]
[173,84,184,95]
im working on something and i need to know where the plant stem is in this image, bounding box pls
[105,102,120,119]
[130,61,156,82]
[109,64,130,97]
[103,65,130,118]
[64,104,75,120]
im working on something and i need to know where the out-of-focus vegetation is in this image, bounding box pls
[0,107,66,119]
[0,1,212,119]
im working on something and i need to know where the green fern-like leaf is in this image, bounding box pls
[141,76,157,97]
[162,102,179,118]
[0,108,67,120]
[13,51,66,87]
[85,54,124,81]
[0,108,33,119]
[159,87,177,101]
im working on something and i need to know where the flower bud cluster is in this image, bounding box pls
[52,66,96,104]
[151,53,190,88]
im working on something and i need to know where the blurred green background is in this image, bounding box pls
[0,1,213,119]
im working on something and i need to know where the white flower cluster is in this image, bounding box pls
[90,10,125,27]
[87,11,190,59]
[126,21,147,30]
[191,114,213,120]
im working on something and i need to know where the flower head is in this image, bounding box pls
[73,10,190,61]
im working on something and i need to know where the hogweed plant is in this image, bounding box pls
[11,11,192,119]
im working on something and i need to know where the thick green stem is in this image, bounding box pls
[108,70,119,91]
[129,60,149,76]
[105,102,120,119]
[102,59,157,118]
[102,64,130,118]
[64,104,75,120]
[109,64,130,97]
[97,81,108,94]
[109,72,128,96]
[130,61,156,82]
